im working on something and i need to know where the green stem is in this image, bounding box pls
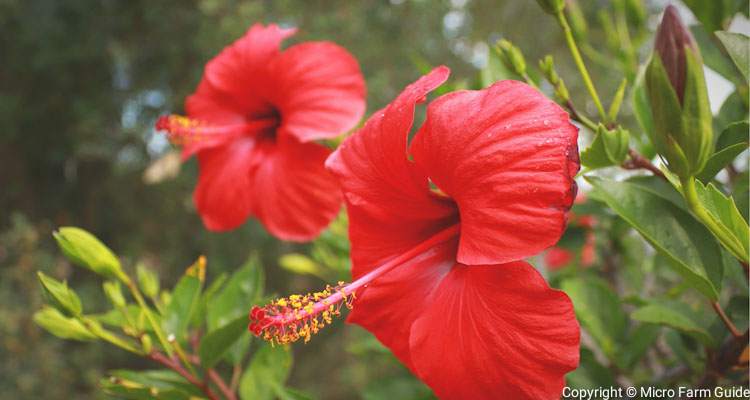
[681,177,748,263]
[126,281,174,356]
[80,318,143,354]
[556,10,608,122]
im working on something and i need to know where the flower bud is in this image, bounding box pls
[653,5,699,103]
[103,281,126,308]
[495,39,527,77]
[33,306,97,341]
[53,227,129,283]
[136,264,160,299]
[37,272,82,316]
[645,5,713,177]
[536,0,565,15]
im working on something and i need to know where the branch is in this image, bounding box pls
[622,148,666,180]
[711,301,743,339]
[187,354,238,400]
[149,352,220,400]
[683,330,749,399]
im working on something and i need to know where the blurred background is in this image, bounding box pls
[1,0,746,399]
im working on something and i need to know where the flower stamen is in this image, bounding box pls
[155,114,278,146]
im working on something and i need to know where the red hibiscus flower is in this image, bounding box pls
[249,67,580,399]
[545,194,597,270]
[155,24,366,241]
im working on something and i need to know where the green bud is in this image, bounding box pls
[53,227,128,282]
[33,306,97,341]
[536,0,565,15]
[645,5,713,177]
[103,281,126,308]
[140,334,153,354]
[136,264,160,298]
[37,272,82,316]
[580,124,630,169]
[495,39,527,76]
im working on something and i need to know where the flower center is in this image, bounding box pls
[248,224,460,345]
[155,113,280,147]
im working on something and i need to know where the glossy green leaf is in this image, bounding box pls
[691,26,743,84]
[716,31,750,82]
[207,257,264,332]
[614,324,659,370]
[161,273,201,340]
[716,121,749,151]
[37,271,82,316]
[697,142,748,182]
[694,180,749,261]
[560,276,626,360]
[632,301,715,347]
[198,316,248,369]
[34,306,97,341]
[239,345,292,400]
[587,177,723,299]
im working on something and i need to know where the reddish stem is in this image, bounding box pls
[711,301,742,339]
[149,352,220,400]
[622,148,666,180]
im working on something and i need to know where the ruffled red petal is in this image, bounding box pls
[408,261,579,400]
[269,42,366,142]
[326,67,458,277]
[194,138,259,231]
[410,80,579,265]
[251,135,342,242]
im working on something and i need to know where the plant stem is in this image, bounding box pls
[81,318,143,354]
[150,352,220,400]
[711,301,742,339]
[622,148,666,180]
[680,177,748,263]
[556,10,608,122]
[126,280,174,356]
[564,100,597,131]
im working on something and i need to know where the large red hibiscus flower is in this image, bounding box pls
[156,24,366,241]
[249,67,580,399]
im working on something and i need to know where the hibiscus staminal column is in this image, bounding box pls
[155,115,279,146]
[249,225,460,344]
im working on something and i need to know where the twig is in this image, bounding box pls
[208,369,237,400]
[230,363,242,393]
[622,148,666,180]
[711,301,742,339]
[149,352,220,400]
[682,330,749,399]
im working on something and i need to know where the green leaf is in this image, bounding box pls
[564,348,615,389]
[109,369,202,396]
[239,345,292,400]
[137,264,160,299]
[560,276,626,360]
[716,31,750,82]
[632,66,654,144]
[694,181,750,261]
[37,271,82,316]
[683,0,733,33]
[581,126,629,169]
[102,369,201,399]
[697,142,748,182]
[691,26,744,85]
[198,316,248,369]
[733,172,749,222]
[632,301,716,347]
[207,256,264,332]
[614,324,660,370]
[53,226,125,281]
[279,253,326,279]
[587,177,723,299]
[33,306,97,341]
[161,272,202,341]
[716,121,749,151]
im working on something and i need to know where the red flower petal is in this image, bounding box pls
[252,136,342,242]
[326,67,458,276]
[347,239,458,370]
[194,139,259,231]
[270,42,366,142]
[410,80,579,265]
[204,24,296,110]
[409,261,580,400]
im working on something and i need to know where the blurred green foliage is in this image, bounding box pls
[3,0,750,399]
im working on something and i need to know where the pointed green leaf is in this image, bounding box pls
[161,272,202,340]
[198,316,248,369]
[716,31,750,82]
[560,276,626,360]
[239,345,292,400]
[37,272,82,316]
[716,121,749,151]
[632,301,716,347]
[697,142,748,182]
[207,256,264,332]
[695,181,749,261]
[587,177,723,299]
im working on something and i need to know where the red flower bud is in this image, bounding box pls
[654,5,699,103]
